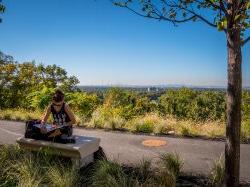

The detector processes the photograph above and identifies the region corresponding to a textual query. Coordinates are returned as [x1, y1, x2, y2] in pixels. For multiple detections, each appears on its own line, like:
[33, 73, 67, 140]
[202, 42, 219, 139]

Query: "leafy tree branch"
[0, 0, 5, 23]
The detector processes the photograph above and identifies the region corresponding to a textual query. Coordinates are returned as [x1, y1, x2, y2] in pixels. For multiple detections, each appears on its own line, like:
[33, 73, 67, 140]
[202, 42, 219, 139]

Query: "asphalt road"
[0, 120, 249, 183]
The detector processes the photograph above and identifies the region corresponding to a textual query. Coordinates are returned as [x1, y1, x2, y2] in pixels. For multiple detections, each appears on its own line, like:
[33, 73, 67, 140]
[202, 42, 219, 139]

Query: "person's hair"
[52, 89, 64, 102]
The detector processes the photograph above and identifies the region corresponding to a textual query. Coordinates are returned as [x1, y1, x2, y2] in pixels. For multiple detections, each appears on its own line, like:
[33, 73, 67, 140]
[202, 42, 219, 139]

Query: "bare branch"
[242, 35, 250, 46]
[161, 1, 217, 28]
[123, 5, 196, 26]
[114, 0, 218, 28]
[182, 8, 217, 27]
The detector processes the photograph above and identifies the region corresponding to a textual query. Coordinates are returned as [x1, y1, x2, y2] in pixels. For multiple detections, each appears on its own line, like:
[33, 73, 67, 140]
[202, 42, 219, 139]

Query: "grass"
[0, 145, 237, 186]
[0, 145, 79, 187]
[127, 114, 168, 134]
[1, 109, 250, 142]
[209, 155, 225, 186]
[0, 108, 43, 121]
[135, 158, 152, 183]
[47, 164, 80, 187]
[91, 159, 134, 187]
[158, 153, 184, 178]
[91, 154, 184, 187]
[0, 145, 185, 187]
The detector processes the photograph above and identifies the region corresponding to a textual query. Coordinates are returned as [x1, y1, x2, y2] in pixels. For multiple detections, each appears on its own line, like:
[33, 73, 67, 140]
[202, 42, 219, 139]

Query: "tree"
[0, 0, 5, 23]
[0, 51, 80, 108]
[112, 0, 250, 186]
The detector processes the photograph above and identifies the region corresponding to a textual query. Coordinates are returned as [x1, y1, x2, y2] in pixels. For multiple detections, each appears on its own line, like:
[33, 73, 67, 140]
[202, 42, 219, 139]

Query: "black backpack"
[24, 119, 42, 139]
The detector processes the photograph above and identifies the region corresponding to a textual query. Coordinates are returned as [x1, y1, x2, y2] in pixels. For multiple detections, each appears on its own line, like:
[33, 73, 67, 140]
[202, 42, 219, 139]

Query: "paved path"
[0, 120, 250, 183]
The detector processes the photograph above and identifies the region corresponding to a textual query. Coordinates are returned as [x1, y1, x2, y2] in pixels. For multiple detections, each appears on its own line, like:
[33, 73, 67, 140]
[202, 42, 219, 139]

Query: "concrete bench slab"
[16, 135, 100, 168]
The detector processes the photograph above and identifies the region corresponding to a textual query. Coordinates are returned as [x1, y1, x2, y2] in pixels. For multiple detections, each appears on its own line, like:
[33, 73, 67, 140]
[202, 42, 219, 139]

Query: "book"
[34, 124, 68, 133]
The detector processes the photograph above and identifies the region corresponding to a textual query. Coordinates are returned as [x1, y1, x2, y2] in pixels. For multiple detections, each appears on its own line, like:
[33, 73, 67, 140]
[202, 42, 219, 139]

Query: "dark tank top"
[51, 103, 70, 126]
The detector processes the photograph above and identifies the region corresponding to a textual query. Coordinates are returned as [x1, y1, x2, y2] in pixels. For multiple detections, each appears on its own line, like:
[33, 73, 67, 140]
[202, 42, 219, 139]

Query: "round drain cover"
[142, 139, 167, 147]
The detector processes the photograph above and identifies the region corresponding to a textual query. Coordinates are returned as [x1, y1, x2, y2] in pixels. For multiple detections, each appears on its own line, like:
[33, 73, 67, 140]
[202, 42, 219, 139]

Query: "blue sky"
[0, 0, 249, 86]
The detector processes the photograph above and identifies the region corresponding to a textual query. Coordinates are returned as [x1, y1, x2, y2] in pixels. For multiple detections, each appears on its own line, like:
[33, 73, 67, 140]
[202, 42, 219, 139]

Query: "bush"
[160, 88, 226, 121]
[102, 88, 157, 120]
[160, 88, 197, 119]
[66, 91, 100, 120]
[242, 91, 250, 121]
[127, 114, 169, 134]
[89, 106, 126, 129]
[189, 91, 225, 121]
[241, 120, 250, 141]
[27, 86, 55, 110]
[135, 121, 155, 133]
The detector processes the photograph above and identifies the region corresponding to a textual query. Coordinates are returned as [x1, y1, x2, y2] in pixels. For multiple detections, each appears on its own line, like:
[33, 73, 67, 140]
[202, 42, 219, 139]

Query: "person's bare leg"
[48, 129, 62, 138]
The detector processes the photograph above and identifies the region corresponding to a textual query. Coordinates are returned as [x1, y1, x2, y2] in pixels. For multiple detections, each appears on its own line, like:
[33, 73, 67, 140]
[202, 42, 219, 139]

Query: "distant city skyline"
[0, 0, 249, 87]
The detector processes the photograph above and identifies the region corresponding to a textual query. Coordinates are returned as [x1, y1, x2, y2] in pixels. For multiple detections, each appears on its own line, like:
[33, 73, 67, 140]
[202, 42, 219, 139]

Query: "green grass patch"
[209, 155, 225, 186]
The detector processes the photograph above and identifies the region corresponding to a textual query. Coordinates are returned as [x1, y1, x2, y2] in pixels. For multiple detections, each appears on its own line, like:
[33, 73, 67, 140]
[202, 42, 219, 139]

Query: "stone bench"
[16, 135, 100, 168]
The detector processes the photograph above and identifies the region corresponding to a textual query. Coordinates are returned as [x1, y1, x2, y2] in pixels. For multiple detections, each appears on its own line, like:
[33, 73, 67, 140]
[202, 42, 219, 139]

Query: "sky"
[0, 0, 249, 87]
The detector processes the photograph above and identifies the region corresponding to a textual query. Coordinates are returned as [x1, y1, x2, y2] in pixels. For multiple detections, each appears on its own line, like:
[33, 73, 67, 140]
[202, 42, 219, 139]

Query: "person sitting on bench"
[41, 89, 76, 138]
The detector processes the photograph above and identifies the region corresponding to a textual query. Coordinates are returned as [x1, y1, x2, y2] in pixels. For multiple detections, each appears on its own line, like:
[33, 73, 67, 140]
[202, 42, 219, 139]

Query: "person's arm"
[41, 105, 51, 124]
[64, 104, 76, 126]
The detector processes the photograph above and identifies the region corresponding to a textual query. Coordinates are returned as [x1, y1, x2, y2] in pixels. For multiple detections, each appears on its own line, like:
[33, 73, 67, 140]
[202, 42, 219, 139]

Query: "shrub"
[154, 122, 168, 134]
[89, 106, 126, 129]
[66, 91, 100, 121]
[127, 114, 169, 134]
[159, 88, 197, 119]
[135, 121, 155, 133]
[241, 120, 250, 142]
[159, 88, 226, 121]
[27, 86, 55, 110]
[242, 91, 250, 121]
[189, 91, 225, 121]
[102, 88, 156, 120]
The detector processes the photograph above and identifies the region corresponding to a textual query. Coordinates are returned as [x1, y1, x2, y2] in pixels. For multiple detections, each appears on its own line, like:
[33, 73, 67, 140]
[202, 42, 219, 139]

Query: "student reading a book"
[41, 89, 76, 137]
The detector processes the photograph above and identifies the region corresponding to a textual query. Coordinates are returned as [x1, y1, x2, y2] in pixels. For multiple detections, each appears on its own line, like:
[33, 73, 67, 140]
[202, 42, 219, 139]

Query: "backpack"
[25, 119, 42, 139]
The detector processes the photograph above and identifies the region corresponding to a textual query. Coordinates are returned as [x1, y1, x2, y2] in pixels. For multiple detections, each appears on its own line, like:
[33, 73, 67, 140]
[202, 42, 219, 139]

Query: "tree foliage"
[159, 88, 226, 121]
[102, 88, 157, 119]
[0, 0, 5, 23]
[66, 92, 100, 118]
[0, 51, 79, 108]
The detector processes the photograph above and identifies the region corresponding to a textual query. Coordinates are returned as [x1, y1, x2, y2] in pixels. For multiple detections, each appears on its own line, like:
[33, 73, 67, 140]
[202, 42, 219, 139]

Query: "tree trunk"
[225, 28, 242, 187]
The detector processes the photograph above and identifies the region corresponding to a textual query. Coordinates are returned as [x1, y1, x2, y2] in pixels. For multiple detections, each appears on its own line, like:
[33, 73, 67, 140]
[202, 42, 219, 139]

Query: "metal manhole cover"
[142, 139, 167, 147]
